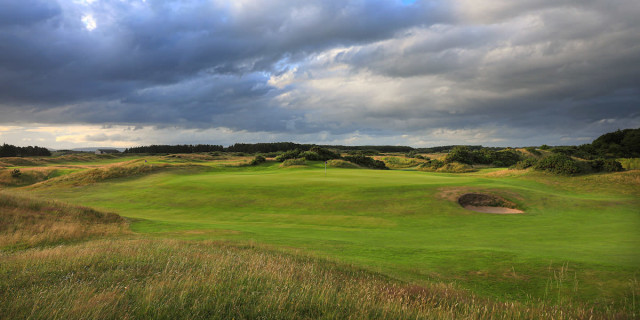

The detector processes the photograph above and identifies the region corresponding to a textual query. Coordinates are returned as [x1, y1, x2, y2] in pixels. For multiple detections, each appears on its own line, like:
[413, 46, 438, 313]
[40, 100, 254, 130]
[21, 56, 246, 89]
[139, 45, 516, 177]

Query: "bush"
[309, 147, 341, 161]
[590, 159, 624, 172]
[511, 158, 538, 170]
[276, 149, 302, 162]
[301, 151, 320, 161]
[10, 169, 21, 178]
[540, 144, 550, 150]
[342, 155, 388, 170]
[249, 155, 266, 166]
[445, 146, 474, 164]
[534, 154, 581, 175]
[417, 159, 445, 171]
[491, 150, 522, 167]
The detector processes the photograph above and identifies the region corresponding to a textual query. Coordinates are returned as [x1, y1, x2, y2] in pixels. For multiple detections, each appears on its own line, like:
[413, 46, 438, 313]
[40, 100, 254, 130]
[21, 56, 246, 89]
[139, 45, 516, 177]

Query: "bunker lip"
[458, 193, 524, 214]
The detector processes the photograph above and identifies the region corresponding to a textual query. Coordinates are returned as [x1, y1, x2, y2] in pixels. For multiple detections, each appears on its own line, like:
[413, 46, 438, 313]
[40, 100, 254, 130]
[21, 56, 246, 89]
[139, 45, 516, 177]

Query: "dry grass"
[326, 159, 361, 168]
[0, 238, 624, 320]
[0, 192, 127, 250]
[0, 167, 58, 186]
[381, 156, 425, 169]
[29, 160, 171, 188]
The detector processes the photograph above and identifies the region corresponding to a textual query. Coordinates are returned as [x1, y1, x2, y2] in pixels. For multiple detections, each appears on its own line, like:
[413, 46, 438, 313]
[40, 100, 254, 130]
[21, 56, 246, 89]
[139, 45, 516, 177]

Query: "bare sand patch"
[457, 193, 524, 214]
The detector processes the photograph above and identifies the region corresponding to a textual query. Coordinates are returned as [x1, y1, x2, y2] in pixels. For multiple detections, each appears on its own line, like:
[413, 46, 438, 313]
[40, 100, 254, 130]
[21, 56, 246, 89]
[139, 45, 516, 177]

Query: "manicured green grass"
[28, 161, 640, 311]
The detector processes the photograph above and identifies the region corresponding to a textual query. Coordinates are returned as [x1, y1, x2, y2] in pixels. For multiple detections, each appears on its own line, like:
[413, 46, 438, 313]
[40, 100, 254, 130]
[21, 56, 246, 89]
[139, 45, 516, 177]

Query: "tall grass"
[0, 192, 126, 250]
[381, 156, 423, 169]
[619, 158, 640, 170]
[0, 239, 624, 319]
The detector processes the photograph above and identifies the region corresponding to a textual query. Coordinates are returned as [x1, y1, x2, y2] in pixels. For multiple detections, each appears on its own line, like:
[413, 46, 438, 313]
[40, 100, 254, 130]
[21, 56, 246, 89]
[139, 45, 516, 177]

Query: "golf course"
[1, 149, 639, 319]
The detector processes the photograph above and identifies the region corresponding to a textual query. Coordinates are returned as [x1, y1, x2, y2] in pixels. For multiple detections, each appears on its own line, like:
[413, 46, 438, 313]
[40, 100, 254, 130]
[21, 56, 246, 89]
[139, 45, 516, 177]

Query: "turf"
[25, 159, 640, 308]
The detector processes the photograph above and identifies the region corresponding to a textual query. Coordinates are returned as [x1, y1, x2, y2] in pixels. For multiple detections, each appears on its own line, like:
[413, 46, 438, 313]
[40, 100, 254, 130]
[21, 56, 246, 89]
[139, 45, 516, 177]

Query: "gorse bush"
[445, 146, 475, 164]
[590, 159, 623, 172]
[10, 169, 21, 178]
[342, 155, 388, 170]
[445, 146, 522, 167]
[275, 149, 302, 162]
[249, 155, 266, 166]
[417, 159, 445, 171]
[534, 154, 581, 175]
[512, 158, 538, 170]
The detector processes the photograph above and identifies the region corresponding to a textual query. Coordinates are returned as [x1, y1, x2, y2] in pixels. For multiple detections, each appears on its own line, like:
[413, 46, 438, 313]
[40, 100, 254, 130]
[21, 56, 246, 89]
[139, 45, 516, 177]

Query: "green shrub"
[445, 146, 474, 164]
[250, 155, 266, 166]
[534, 154, 581, 175]
[342, 155, 388, 170]
[10, 169, 21, 178]
[276, 149, 302, 162]
[511, 158, 538, 170]
[301, 151, 320, 161]
[309, 147, 341, 161]
[590, 159, 623, 172]
[540, 144, 550, 150]
[491, 150, 522, 167]
[417, 159, 445, 171]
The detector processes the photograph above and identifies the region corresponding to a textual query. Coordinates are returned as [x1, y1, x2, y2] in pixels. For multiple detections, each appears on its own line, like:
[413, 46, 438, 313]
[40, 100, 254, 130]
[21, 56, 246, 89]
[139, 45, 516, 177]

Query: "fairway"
[29, 160, 640, 304]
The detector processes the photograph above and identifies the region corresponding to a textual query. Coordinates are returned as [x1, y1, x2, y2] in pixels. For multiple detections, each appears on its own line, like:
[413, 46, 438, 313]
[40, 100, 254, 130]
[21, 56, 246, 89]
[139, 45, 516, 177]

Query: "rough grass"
[0, 239, 623, 320]
[619, 158, 640, 170]
[326, 159, 360, 168]
[0, 167, 58, 186]
[0, 192, 127, 250]
[280, 158, 306, 167]
[28, 160, 176, 188]
[381, 156, 424, 169]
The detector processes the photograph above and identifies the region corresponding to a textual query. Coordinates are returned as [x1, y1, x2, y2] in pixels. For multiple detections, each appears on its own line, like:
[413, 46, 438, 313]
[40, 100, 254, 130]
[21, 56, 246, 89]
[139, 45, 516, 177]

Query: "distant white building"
[95, 149, 120, 155]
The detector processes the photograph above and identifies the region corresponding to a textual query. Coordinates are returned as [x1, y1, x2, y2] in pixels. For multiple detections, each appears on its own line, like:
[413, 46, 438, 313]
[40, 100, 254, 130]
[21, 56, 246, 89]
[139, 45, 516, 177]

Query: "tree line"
[0, 144, 51, 157]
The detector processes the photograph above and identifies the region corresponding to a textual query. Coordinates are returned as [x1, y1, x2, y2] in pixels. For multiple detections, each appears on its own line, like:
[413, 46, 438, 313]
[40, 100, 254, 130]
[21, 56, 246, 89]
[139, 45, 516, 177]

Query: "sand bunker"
[457, 193, 524, 214]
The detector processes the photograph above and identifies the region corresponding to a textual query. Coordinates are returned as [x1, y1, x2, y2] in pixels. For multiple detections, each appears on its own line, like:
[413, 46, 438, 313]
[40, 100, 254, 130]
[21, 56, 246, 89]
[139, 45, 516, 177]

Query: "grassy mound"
[0, 167, 59, 187]
[31, 160, 172, 187]
[0, 193, 126, 250]
[326, 159, 360, 168]
[381, 156, 423, 169]
[280, 158, 306, 167]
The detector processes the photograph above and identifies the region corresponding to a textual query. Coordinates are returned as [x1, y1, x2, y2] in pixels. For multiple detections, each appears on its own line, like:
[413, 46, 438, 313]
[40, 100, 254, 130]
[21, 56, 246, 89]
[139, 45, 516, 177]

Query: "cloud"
[0, 0, 638, 147]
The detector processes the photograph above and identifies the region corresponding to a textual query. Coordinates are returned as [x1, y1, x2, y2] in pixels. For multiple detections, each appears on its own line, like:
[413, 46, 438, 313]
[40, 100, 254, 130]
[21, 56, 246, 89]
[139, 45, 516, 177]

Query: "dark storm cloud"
[0, 0, 446, 129]
[0, 0, 639, 147]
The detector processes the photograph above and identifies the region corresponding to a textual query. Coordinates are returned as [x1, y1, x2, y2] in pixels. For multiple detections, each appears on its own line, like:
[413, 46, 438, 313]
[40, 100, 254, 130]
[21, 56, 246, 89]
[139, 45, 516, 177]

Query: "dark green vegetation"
[0, 143, 51, 157]
[1, 152, 638, 319]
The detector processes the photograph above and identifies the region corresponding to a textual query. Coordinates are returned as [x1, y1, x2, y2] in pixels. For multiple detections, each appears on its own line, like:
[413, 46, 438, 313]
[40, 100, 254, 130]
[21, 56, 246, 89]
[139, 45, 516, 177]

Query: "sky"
[1, 0, 639, 149]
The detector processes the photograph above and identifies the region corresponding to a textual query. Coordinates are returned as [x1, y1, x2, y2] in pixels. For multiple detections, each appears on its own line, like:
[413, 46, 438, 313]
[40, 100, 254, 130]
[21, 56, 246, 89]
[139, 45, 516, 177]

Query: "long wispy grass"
[0, 192, 126, 250]
[2, 239, 630, 319]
